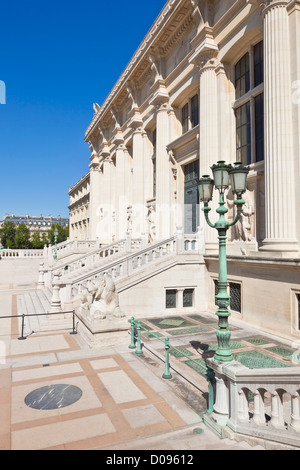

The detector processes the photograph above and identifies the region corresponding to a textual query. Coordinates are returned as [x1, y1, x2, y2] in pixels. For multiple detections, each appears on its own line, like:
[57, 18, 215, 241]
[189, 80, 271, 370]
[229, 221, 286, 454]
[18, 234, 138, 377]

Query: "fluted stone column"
[150, 94, 172, 239]
[190, 43, 220, 252]
[115, 138, 129, 240]
[101, 154, 115, 243]
[287, 0, 300, 245]
[129, 114, 146, 239]
[261, 0, 299, 253]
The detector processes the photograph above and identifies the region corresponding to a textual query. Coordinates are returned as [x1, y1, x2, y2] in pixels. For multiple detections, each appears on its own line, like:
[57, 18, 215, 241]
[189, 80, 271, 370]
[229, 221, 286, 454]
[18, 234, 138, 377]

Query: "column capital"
[111, 127, 124, 146]
[128, 107, 143, 130]
[149, 79, 169, 109]
[189, 42, 219, 74]
[261, 0, 289, 14]
[89, 150, 101, 171]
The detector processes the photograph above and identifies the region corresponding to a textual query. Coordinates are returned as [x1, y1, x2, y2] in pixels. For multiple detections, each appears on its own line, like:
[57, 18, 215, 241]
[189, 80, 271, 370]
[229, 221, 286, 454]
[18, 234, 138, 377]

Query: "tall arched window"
[234, 41, 264, 165]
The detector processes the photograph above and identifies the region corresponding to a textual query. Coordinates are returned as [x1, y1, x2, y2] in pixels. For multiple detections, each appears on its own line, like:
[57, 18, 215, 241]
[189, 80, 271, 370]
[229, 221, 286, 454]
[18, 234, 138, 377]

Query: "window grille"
[214, 280, 241, 313]
[183, 288, 194, 307]
[166, 289, 177, 309]
[229, 283, 241, 313]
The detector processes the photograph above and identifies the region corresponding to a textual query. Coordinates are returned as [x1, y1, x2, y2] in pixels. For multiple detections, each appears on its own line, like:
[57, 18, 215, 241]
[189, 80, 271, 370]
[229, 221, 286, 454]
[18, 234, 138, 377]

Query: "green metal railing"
[129, 316, 215, 413]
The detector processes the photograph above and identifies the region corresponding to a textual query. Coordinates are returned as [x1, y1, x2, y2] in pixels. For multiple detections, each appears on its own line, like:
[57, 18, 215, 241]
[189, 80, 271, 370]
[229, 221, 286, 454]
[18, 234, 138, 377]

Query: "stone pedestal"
[75, 309, 129, 348]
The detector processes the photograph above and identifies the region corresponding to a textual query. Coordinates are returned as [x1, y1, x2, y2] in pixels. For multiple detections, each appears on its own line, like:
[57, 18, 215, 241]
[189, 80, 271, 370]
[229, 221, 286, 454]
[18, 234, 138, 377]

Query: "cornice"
[85, 0, 182, 141]
[69, 172, 90, 195]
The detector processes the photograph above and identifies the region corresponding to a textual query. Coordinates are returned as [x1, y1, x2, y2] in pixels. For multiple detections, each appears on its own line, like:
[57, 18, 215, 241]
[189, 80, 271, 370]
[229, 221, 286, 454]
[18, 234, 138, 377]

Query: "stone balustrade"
[0, 249, 44, 258]
[50, 232, 203, 311]
[48, 239, 97, 258]
[205, 358, 300, 448]
[69, 236, 178, 300]
[52, 238, 129, 278]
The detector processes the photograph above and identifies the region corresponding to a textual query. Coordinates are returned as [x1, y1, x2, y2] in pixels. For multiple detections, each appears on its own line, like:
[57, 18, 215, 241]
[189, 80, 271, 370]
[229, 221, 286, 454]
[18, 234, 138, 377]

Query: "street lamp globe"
[210, 160, 232, 193]
[198, 175, 214, 203]
[229, 161, 249, 197]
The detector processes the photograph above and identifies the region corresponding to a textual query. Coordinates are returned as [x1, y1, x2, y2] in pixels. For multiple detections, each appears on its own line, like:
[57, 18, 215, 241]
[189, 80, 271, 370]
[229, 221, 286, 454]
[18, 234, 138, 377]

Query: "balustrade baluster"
[291, 393, 300, 432]
[238, 389, 249, 422]
[270, 391, 284, 428]
[253, 390, 265, 425]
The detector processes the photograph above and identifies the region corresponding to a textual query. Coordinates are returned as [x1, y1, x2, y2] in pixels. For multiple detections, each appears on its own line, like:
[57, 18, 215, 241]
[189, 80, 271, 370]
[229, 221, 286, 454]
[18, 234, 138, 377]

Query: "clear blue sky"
[0, 0, 166, 219]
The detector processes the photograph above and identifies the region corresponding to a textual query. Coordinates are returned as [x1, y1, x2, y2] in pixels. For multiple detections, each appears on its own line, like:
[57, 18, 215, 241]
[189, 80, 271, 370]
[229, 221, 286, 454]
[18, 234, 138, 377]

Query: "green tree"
[31, 231, 43, 249]
[0, 221, 16, 248]
[41, 232, 49, 247]
[48, 224, 69, 245]
[31, 231, 49, 249]
[15, 223, 31, 249]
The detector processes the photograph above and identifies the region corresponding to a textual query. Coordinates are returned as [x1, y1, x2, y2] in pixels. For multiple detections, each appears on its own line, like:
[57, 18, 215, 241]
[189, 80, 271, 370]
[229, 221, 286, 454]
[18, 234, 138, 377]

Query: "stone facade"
[68, 0, 300, 343]
[68, 172, 90, 240]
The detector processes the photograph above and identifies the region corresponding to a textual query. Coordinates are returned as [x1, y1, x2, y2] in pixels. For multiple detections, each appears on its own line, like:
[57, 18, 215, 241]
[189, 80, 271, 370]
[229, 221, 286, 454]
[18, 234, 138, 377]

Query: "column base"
[260, 238, 299, 256]
[204, 241, 219, 255]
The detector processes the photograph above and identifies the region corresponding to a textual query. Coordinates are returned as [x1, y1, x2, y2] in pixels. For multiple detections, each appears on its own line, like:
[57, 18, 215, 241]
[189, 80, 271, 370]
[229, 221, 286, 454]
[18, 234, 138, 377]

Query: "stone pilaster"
[261, 0, 299, 253]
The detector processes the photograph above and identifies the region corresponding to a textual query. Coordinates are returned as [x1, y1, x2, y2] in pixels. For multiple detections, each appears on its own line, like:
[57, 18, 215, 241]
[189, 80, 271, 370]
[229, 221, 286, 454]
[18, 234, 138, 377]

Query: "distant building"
[2, 213, 69, 236]
[68, 172, 90, 240]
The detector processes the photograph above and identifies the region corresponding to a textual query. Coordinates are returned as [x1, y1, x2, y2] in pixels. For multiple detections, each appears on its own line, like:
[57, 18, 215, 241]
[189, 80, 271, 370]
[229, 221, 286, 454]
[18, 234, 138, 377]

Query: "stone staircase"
[16, 286, 72, 336]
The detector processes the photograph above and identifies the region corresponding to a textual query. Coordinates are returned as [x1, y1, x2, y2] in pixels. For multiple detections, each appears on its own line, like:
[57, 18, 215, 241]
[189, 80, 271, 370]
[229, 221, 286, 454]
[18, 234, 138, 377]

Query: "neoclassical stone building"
[68, 0, 300, 343]
[68, 172, 90, 240]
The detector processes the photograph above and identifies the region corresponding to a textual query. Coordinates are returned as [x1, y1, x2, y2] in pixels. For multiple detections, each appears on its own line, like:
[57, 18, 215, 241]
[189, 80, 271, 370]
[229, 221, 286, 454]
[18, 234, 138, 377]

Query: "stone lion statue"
[79, 275, 124, 321]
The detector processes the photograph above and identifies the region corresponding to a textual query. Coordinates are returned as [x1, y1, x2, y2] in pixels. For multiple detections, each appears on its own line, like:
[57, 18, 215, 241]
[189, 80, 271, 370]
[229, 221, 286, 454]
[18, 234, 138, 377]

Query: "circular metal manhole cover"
[24, 384, 83, 410]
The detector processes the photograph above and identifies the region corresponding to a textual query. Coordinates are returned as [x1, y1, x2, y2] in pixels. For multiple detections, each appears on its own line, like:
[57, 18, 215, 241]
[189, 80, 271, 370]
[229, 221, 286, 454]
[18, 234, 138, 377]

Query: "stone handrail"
[46, 231, 204, 311]
[49, 239, 96, 257]
[49, 232, 201, 306]
[70, 236, 178, 299]
[51, 237, 143, 277]
[206, 358, 300, 448]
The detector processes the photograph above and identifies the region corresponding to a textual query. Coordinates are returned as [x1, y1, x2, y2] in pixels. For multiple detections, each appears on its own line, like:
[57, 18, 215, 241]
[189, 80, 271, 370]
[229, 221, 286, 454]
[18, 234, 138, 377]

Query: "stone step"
[17, 288, 56, 335]
[101, 425, 265, 451]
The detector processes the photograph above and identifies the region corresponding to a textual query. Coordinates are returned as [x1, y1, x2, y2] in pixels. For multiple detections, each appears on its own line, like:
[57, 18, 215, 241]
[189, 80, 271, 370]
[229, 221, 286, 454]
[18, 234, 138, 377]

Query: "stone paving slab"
[0, 259, 277, 451]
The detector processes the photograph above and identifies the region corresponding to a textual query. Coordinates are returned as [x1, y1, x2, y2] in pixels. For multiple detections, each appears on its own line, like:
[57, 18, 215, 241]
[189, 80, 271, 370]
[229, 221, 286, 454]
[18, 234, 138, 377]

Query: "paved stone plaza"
[3, 258, 299, 450]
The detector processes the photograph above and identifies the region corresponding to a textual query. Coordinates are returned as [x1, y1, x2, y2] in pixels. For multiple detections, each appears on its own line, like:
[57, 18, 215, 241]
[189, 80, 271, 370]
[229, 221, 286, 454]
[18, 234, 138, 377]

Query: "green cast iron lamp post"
[54, 227, 58, 261]
[198, 160, 249, 362]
